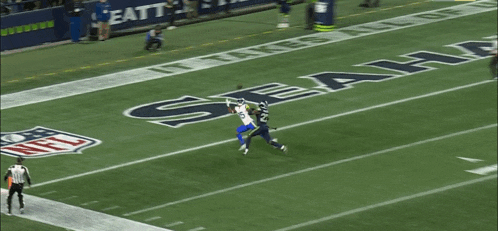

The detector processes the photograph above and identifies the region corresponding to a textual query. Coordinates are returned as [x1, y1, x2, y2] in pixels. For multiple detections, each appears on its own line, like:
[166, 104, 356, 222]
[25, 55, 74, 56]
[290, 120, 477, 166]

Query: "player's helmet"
[258, 101, 268, 109]
[237, 98, 245, 105]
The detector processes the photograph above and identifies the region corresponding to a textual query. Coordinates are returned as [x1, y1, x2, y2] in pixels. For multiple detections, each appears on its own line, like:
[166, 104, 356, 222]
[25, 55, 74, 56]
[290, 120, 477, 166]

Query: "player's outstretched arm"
[248, 108, 260, 115]
[226, 99, 235, 113]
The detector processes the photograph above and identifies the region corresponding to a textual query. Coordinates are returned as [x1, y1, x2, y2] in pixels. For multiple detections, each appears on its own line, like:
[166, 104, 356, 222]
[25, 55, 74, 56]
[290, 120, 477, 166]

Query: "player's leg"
[243, 135, 252, 155]
[263, 132, 283, 150]
[236, 125, 250, 145]
[246, 126, 261, 148]
[263, 126, 287, 153]
[264, 133, 287, 153]
[257, 126, 284, 150]
[244, 126, 262, 154]
[144, 34, 152, 50]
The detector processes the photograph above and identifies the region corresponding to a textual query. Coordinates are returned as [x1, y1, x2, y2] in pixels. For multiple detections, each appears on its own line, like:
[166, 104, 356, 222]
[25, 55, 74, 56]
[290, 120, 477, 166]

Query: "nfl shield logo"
[1, 126, 101, 158]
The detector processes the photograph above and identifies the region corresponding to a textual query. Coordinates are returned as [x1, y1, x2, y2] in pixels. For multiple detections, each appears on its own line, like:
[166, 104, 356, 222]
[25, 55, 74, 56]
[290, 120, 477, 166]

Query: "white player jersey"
[234, 104, 254, 126]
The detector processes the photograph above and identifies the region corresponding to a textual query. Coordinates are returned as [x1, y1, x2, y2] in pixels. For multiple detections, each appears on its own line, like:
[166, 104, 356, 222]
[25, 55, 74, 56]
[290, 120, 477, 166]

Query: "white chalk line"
[122, 123, 497, 216]
[31, 80, 495, 190]
[274, 174, 497, 231]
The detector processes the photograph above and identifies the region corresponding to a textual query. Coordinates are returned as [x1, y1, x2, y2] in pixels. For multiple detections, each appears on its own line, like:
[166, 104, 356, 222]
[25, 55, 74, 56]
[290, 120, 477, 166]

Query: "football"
[237, 84, 243, 89]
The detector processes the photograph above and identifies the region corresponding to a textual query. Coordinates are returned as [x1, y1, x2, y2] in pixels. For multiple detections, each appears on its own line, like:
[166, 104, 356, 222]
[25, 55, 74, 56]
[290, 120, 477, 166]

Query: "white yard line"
[274, 174, 497, 231]
[1, 0, 495, 110]
[466, 164, 498, 175]
[80, 200, 99, 206]
[29, 79, 496, 189]
[165, 221, 184, 227]
[145, 216, 162, 222]
[0, 189, 172, 231]
[122, 123, 497, 216]
[102, 205, 121, 211]
[29, 79, 495, 190]
[38, 191, 57, 196]
[60, 195, 78, 201]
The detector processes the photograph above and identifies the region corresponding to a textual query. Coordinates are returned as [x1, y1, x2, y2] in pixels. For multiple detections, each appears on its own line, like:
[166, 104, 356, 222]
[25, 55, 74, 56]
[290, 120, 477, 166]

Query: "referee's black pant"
[7, 183, 25, 212]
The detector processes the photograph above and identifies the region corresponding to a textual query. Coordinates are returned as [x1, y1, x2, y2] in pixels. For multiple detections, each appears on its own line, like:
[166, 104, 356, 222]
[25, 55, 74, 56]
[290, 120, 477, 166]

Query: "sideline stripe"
[274, 174, 497, 231]
[122, 123, 497, 216]
[2, 0, 495, 110]
[30, 80, 496, 189]
[0, 188, 172, 231]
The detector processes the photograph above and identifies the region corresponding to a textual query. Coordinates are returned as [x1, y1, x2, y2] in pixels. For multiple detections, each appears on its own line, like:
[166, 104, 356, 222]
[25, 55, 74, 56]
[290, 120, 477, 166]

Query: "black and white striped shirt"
[4, 164, 31, 185]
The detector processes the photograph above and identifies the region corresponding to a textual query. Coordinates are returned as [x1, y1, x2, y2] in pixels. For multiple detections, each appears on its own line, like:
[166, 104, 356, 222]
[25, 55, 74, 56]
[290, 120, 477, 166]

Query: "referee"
[3, 157, 31, 215]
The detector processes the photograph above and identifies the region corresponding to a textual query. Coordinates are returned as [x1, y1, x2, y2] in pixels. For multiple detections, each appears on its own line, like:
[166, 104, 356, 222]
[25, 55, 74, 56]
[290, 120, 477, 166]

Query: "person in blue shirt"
[242, 101, 287, 155]
[145, 25, 164, 51]
[96, 0, 111, 41]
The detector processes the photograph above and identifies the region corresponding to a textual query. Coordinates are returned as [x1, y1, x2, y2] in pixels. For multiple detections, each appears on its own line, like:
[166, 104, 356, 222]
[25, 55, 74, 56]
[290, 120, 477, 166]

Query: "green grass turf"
[291, 179, 497, 231]
[0, 0, 471, 94]
[0, 213, 67, 231]
[1, 0, 496, 230]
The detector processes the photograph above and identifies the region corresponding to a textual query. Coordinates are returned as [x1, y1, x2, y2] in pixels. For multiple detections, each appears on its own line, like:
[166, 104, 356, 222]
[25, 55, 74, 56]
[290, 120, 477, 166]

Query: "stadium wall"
[0, 0, 277, 51]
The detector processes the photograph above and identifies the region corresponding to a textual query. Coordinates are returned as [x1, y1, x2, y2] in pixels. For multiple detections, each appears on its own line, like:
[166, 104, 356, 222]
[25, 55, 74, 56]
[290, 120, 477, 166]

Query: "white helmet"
[237, 98, 245, 105]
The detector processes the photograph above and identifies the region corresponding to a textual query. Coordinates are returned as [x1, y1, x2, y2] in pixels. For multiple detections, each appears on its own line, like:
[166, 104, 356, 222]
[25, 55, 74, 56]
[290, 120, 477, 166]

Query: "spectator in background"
[184, 0, 198, 19]
[65, 0, 85, 42]
[304, 0, 315, 30]
[165, 0, 176, 30]
[276, 0, 291, 28]
[1, 0, 12, 15]
[49, 0, 65, 7]
[210, 0, 218, 16]
[23, 0, 36, 11]
[96, 0, 111, 41]
[145, 25, 164, 51]
[224, 0, 230, 14]
[359, 0, 379, 8]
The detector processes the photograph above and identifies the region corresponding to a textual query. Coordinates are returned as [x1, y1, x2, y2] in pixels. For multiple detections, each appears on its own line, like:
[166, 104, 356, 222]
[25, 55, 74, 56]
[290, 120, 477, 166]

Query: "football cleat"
[281, 145, 288, 154]
[243, 149, 249, 155]
[239, 144, 246, 151]
[20, 208, 24, 214]
[271, 138, 278, 149]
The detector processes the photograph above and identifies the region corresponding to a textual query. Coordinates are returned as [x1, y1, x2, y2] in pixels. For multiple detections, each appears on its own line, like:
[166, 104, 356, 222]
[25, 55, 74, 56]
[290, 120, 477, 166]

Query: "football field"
[1, 0, 497, 230]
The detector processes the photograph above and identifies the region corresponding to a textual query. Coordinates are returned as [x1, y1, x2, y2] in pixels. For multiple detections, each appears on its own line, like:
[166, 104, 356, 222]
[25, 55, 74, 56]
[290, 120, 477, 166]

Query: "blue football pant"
[245, 125, 282, 149]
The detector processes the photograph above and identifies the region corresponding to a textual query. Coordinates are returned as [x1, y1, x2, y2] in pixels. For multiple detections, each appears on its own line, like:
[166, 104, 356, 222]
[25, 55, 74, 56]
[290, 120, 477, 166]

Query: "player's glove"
[226, 99, 231, 107]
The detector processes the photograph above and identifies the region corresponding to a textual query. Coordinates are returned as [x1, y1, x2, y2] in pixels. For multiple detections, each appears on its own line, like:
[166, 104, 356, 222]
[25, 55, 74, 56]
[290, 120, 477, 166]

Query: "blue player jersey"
[253, 108, 269, 126]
